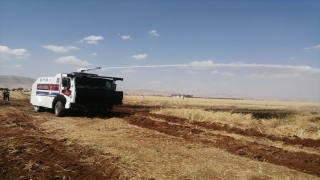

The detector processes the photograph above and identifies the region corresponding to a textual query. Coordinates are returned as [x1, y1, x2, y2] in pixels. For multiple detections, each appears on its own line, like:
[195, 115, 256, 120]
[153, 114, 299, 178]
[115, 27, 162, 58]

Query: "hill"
[0, 75, 35, 89]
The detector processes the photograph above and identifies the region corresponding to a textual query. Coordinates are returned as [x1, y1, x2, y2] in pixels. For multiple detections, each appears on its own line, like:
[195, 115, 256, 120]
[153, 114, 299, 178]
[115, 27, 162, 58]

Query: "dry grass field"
[1, 92, 320, 179]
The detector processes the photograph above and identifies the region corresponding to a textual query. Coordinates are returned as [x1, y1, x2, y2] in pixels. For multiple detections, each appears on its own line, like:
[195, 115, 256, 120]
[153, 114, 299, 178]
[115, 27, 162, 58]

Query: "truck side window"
[62, 78, 70, 89]
[113, 83, 117, 90]
[106, 81, 111, 89]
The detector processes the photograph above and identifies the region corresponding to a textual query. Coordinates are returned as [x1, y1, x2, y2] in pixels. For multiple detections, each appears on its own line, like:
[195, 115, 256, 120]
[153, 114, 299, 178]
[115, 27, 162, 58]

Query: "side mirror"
[62, 78, 71, 89]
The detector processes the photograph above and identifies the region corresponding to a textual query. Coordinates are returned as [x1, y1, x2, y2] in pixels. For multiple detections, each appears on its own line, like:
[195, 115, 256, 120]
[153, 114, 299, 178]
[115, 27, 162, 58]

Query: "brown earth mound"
[111, 107, 320, 177]
[0, 101, 121, 179]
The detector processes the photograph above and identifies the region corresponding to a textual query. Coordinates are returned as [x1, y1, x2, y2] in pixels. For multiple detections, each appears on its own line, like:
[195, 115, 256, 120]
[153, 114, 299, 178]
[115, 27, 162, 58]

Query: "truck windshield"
[75, 77, 114, 90]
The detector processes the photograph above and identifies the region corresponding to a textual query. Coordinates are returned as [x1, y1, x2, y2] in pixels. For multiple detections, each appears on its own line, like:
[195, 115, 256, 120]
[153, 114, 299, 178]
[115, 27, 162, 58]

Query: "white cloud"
[148, 30, 159, 36]
[284, 57, 296, 60]
[80, 35, 104, 44]
[54, 56, 91, 66]
[0, 45, 30, 59]
[121, 35, 130, 39]
[246, 72, 300, 79]
[42, 45, 79, 52]
[146, 80, 162, 85]
[92, 53, 97, 56]
[221, 72, 234, 77]
[211, 70, 219, 74]
[190, 60, 214, 67]
[303, 44, 320, 50]
[132, 53, 148, 60]
[211, 70, 234, 76]
[4, 64, 22, 69]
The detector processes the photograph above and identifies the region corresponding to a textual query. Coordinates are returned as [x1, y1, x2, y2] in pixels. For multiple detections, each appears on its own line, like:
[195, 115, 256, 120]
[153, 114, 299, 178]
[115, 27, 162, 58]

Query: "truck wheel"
[55, 101, 66, 117]
[34, 106, 44, 112]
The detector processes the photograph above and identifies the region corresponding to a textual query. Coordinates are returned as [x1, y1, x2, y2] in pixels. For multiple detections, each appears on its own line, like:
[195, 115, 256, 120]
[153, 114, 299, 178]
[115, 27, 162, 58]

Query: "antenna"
[77, 67, 101, 73]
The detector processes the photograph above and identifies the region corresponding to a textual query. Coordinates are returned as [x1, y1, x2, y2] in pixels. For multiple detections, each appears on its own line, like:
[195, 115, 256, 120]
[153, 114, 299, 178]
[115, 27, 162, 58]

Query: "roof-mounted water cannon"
[77, 67, 101, 73]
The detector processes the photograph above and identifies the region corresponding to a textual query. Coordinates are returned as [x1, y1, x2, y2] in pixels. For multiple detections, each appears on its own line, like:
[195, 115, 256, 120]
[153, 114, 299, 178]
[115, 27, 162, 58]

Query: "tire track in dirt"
[121, 112, 320, 177]
[149, 113, 320, 149]
[0, 107, 122, 180]
[114, 106, 320, 149]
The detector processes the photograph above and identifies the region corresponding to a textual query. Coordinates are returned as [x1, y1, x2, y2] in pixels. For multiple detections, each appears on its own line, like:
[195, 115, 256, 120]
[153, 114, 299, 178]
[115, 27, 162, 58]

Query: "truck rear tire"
[55, 101, 66, 117]
[34, 106, 44, 112]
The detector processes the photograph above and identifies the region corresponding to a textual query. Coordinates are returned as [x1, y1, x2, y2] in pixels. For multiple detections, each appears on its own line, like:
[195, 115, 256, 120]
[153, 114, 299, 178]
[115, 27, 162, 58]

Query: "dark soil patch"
[205, 108, 293, 119]
[0, 107, 122, 180]
[147, 112, 320, 149]
[120, 110, 320, 177]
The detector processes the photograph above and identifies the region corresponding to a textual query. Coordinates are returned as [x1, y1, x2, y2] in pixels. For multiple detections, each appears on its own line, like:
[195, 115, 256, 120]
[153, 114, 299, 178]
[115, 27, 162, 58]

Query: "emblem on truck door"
[62, 89, 72, 97]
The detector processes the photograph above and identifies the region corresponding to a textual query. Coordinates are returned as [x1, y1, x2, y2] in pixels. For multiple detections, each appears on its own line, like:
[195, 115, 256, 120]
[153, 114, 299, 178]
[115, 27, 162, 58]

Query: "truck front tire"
[55, 101, 66, 117]
[34, 106, 44, 112]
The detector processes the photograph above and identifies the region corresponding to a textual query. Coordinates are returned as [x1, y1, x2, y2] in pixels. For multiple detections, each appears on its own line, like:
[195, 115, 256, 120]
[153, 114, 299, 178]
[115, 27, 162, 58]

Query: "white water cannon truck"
[30, 67, 123, 117]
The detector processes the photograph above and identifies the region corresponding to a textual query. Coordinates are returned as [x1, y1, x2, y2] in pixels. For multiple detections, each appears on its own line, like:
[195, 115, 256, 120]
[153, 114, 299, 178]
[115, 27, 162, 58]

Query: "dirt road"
[1, 96, 319, 179]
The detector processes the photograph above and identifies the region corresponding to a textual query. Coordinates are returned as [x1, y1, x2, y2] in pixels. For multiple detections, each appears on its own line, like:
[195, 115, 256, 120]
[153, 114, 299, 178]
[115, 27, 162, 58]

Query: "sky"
[0, 0, 319, 101]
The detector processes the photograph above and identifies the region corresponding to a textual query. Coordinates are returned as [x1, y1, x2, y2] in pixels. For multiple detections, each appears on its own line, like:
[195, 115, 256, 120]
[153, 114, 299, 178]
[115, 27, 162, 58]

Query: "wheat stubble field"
[0, 92, 320, 179]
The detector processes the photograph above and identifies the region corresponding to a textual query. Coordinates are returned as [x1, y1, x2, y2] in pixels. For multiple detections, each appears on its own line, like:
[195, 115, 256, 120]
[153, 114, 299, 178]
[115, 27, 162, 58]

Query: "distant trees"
[0, 88, 9, 91]
[11, 87, 24, 91]
[0, 87, 26, 91]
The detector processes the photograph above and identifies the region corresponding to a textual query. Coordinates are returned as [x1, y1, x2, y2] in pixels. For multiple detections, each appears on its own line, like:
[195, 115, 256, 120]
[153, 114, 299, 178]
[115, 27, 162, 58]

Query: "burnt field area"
[0, 93, 320, 179]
